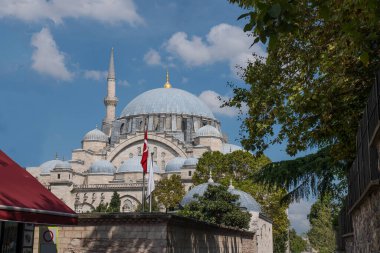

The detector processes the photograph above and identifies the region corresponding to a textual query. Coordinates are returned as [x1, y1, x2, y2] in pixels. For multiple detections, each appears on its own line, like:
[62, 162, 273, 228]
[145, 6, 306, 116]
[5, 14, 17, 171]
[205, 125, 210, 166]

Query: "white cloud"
[83, 70, 107, 81]
[144, 49, 161, 65]
[165, 23, 266, 73]
[181, 77, 188, 84]
[31, 28, 73, 81]
[199, 90, 241, 117]
[288, 199, 314, 234]
[0, 0, 143, 25]
[117, 79, 130, 87]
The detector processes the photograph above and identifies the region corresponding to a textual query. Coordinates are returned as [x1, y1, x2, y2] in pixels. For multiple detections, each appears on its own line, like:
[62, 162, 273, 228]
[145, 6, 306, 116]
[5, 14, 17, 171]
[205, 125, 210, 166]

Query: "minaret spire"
[102, 48, 118, 136]
[108, 48, 115, 79]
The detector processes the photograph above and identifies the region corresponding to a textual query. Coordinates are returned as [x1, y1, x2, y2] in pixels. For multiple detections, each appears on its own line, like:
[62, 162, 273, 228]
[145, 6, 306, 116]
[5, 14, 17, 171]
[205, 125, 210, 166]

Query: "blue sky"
[0, 0, 313, 233]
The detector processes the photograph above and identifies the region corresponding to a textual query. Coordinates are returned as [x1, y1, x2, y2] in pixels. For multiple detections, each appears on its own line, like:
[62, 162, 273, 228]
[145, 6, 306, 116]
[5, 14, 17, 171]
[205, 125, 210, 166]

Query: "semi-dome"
[195, 125, 222, 138]
[221, 143, 243, 154]
[180, 182, 261, 212]
[118, 157, 160, 173]
[183, 157, 199, 166]
[120, 88, 216, 119]
[165, 157, 187, 172]
[40, 159, 62, 175]
[53, 160, 72, 170]
[89, 160, 115, 174]
[83, 128, 108, 142]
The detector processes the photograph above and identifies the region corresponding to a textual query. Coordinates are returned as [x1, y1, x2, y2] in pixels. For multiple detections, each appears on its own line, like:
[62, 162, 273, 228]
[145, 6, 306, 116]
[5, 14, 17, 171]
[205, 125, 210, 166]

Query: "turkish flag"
[140, 129, 148, 174]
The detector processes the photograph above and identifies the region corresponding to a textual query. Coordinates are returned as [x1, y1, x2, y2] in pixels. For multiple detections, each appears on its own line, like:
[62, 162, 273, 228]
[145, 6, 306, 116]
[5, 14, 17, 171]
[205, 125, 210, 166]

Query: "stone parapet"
[34, 213, 256, 253]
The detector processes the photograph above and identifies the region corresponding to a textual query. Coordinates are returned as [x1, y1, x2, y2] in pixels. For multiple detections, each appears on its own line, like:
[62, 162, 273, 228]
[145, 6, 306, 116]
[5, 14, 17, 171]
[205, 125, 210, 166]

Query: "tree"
[107, 191, 121, 213]
[225, 0, 380, 200]
[179, 184, 251, 229]
[307, 197, 336, 253]
[93, 202, 108, 212]
[289, 228, 307, 253]
[136, 196, 160, 212]
[154, 174, 185, 212]
[193, 151, 289, 253]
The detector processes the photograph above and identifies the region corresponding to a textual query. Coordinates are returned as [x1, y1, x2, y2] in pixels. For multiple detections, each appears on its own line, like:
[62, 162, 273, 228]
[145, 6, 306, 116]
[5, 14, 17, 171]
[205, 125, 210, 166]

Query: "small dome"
[165, 157, 187, 172]
[54, 161, 72, 170]
[40, 159, 62, 175]
[83, 128, 108, 142]
[221, 143, 243, 154]
[118, 157, 160, 173]
[180, 182, 219, 207]
[180, 182, 261, 212]
[228, 188, 261, 212]
[195, 125, 222, 138]
[183, 157, 199, 166]
[89, 160, 115, 174]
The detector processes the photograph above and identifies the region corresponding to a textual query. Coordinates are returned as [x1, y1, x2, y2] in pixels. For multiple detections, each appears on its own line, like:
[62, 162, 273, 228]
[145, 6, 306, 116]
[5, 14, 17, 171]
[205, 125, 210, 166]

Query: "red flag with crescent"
[140, 129, 148, 174]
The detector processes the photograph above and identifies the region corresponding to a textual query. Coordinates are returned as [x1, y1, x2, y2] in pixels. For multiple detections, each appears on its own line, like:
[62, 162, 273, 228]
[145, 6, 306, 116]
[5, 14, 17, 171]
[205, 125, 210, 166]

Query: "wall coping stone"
[77, 213, 255, 237]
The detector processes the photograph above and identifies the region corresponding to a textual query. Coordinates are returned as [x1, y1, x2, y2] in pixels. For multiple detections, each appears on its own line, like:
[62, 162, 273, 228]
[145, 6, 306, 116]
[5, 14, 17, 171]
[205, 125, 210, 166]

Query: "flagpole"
[149, 152, 154, 212]
[142, 172, 145, 212]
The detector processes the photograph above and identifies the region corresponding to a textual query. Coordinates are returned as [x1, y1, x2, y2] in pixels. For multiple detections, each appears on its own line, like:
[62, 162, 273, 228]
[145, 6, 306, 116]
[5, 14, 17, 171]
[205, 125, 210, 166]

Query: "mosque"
[26, 49, 273, 252]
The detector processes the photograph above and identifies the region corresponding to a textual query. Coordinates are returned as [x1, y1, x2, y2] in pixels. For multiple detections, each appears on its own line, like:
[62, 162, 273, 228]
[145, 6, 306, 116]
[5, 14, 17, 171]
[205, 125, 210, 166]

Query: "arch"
[108, 133, 187, 162]
[78, 202, 95, 213]
[119, 195, 141, 212]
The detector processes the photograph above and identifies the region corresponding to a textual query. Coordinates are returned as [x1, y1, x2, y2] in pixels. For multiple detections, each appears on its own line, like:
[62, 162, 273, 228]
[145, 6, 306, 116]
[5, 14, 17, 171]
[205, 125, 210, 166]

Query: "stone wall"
[350, 187, 380, 252]
[33, 213, 256, 253]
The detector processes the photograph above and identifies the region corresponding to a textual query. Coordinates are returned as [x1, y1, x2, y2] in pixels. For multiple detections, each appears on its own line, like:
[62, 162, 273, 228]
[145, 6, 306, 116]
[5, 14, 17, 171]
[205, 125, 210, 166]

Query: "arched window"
[137, 147, 142, 156]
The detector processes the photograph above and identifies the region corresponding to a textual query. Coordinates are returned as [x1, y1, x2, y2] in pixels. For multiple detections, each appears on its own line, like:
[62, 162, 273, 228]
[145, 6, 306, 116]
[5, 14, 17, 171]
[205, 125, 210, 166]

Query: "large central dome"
[120, 88, 215, 119]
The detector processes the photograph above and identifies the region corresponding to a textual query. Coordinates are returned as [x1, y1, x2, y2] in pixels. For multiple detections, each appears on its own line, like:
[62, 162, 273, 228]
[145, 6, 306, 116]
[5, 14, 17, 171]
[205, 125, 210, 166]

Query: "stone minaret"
[102, 48, 118, 135]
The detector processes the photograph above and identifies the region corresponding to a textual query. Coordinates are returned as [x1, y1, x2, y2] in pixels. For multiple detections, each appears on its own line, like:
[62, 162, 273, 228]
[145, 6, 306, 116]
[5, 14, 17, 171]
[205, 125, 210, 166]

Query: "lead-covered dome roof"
[89, 160, 115, 174]
[83, 128, 108, 142]
[120, 88, 216, 119]
[40, 159, 62, 175]
[118, 157, 160, 173]
[180, 182, 261, 212]
[165, 157, 187, 172]
[195, 125, 222, 138]
[54, 161, 72, 170]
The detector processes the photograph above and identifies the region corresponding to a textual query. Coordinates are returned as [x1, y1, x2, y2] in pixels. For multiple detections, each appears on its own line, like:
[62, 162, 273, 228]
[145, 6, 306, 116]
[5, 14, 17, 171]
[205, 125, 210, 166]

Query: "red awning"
[0, 150, 77, 225]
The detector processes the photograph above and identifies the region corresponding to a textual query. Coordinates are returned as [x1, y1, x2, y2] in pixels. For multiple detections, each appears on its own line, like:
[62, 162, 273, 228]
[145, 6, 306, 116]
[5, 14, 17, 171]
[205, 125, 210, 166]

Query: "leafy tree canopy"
[194, 151, 289, 253]
[107, 191, 121, 213]
[226, 0, 380, 200]
[289, 228, 307, 253]
[179, 184, 251, 229]
[93, 202, 108, 213]
[307, 197, 336, 253]
[154, 174, 186, 212]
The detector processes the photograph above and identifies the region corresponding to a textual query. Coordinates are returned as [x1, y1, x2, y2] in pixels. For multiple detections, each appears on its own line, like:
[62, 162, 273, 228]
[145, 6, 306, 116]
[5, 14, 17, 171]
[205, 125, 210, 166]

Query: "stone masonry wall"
[351, 187, 380, 253]
[33, 213, 256, 253]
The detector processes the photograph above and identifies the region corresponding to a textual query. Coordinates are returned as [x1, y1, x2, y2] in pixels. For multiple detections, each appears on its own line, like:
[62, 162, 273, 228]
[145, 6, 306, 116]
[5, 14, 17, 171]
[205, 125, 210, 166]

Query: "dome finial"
[96, 124, 98, 129]
[164, 69, 172, 88]
[208, 169, 214, 183]
[55, 152, 58, 160]
[228, 178, 235, 190]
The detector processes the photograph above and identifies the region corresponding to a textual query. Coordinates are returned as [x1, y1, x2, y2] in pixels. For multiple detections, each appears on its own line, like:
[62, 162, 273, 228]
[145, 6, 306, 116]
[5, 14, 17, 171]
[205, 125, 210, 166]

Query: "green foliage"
[289, 228, 307, 253]
[307, 197, 336, 253]
[193, 150, 270, 184]
[225, 0, 380, 200]
[257, 147, 347, 202]
[194, 151, 289, 252]
[179, 184, 251, 229]
[93, 202, 108, 213]
[136, 195, 160, 212]
[154, 174, 186, 212]
[107, 191, 121, 212]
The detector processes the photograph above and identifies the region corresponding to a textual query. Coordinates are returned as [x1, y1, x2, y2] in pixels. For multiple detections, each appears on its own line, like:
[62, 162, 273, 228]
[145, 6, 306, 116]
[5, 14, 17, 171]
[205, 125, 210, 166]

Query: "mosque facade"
[26, 49, 272, 252]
